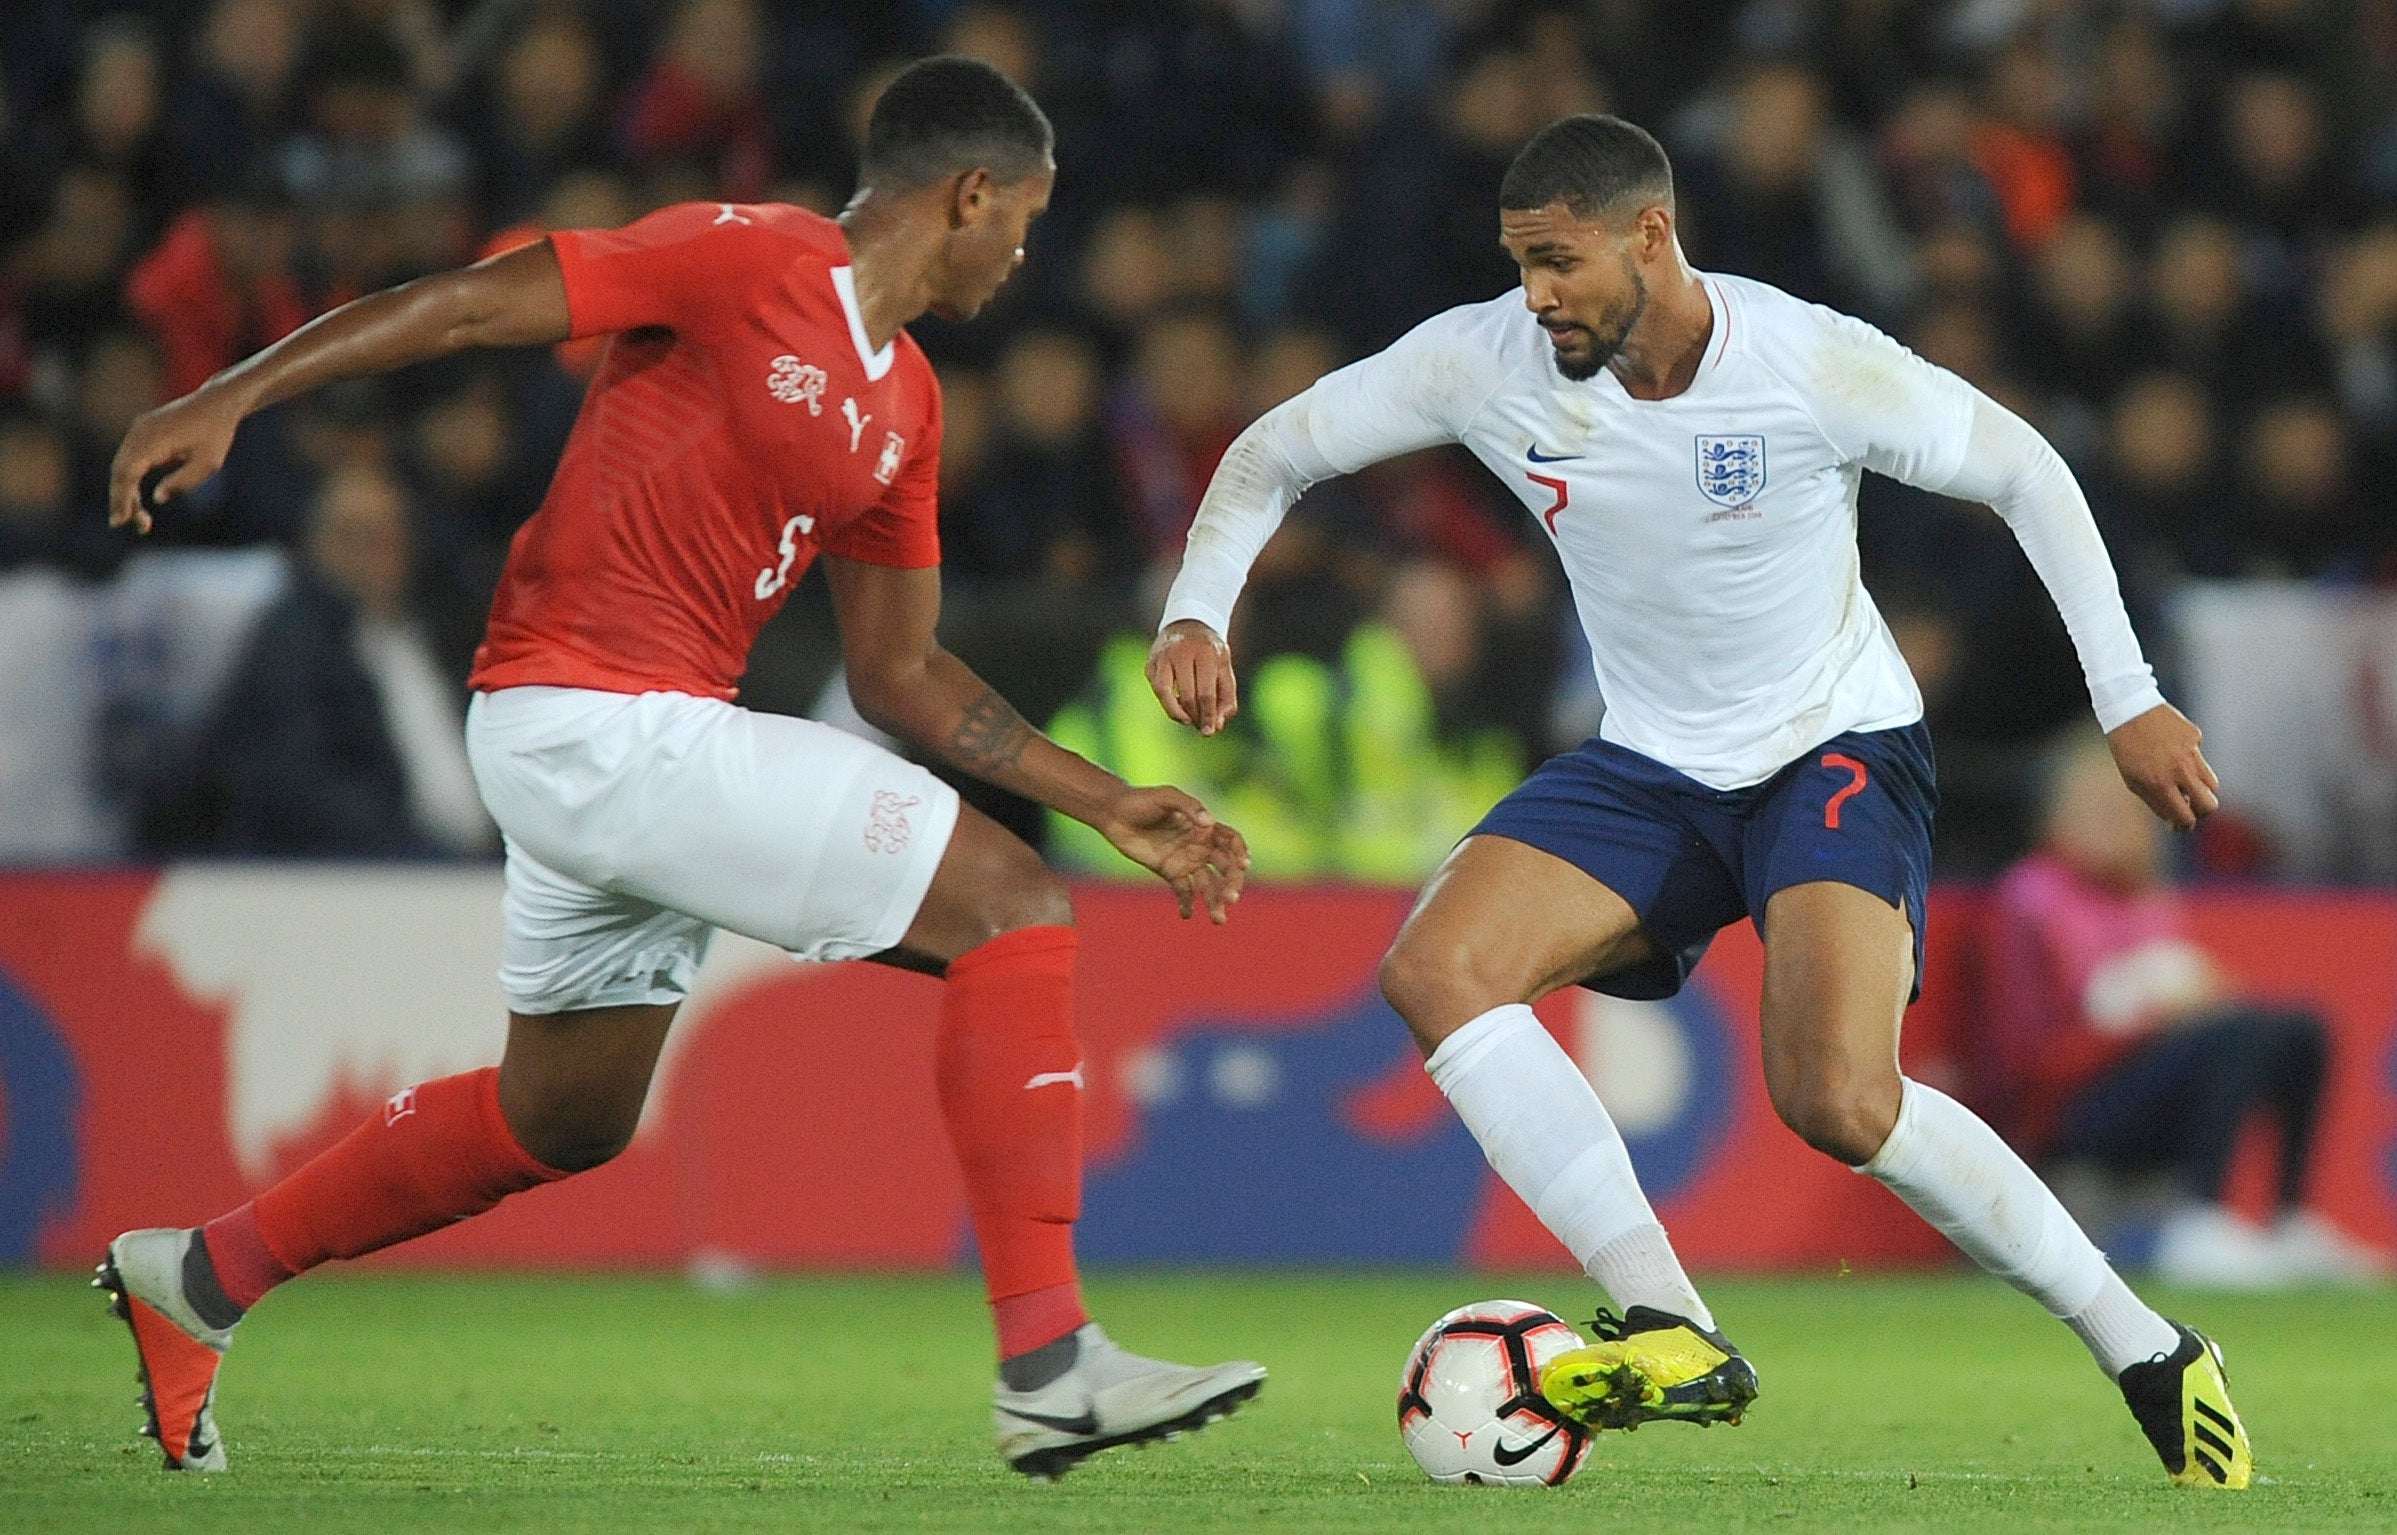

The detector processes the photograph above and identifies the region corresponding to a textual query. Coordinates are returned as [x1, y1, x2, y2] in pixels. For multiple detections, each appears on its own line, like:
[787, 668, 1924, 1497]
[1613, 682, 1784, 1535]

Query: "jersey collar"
[829, 265, 896, 382]
[1593, 273, 1733, 403]
[1692, 273, 1734, 385]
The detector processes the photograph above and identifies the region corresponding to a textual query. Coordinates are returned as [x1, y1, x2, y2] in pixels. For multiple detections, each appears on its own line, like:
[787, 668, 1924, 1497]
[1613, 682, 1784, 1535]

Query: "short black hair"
[1500, 114, 1674, 219]
[862, 56, 1054, 191]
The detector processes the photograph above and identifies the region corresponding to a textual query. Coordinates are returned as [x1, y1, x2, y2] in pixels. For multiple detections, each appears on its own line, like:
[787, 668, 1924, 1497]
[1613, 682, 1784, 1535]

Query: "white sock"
[1859, 1077, 2178, 1377]
[1426, 1004, 1712, 1329]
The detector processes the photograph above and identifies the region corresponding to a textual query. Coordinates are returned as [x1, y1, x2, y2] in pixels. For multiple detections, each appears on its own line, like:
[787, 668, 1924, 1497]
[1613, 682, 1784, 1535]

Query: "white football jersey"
[1168, 271, 2158, 789]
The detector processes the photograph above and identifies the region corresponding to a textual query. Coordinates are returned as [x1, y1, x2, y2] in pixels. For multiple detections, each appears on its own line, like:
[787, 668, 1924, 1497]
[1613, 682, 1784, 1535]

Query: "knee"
[1767, 1066, 1902, 1166]
[976, 842, 1075, 941]
[1378, 937, 1509, 1055]
[996, 857, 1075, 935]
[509, 1108, 638, 1175]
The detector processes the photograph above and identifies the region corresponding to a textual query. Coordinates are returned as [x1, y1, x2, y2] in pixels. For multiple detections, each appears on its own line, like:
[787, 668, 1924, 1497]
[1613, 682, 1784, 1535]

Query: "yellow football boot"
[2118, 1323, 2252, 1488]
[1538, 1306, 1758, 1431]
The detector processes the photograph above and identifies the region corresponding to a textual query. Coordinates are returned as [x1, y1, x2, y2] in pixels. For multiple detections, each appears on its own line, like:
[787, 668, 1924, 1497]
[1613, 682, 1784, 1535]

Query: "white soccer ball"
[1397, 1299, 1592, 1487]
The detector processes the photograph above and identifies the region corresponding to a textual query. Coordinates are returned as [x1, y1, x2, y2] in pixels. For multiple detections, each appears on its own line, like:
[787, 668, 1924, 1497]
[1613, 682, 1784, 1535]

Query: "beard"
[1548, 260, 1648, 381]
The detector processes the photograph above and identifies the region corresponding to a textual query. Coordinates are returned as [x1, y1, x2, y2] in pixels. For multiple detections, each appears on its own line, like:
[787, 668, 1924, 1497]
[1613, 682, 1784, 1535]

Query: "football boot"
[2118, 1322, 2253, 1489]
[96, 1228, 235, 1471]
[1538, 1305, 1757, 1431]
[993, 1323, 1264, 1479]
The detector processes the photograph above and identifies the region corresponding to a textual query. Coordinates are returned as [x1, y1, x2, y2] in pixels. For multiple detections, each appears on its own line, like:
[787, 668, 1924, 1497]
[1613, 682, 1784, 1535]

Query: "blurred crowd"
[2, 0, 2395, 871]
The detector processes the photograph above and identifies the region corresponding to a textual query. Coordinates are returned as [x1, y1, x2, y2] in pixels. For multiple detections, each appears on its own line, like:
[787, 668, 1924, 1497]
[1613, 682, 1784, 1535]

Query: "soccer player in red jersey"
[98, 58, 1260, 1480]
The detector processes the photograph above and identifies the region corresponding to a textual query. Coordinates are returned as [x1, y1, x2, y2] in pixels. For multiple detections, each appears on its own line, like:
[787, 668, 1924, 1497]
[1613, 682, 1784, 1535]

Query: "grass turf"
[0, 1269, 2390, 1533]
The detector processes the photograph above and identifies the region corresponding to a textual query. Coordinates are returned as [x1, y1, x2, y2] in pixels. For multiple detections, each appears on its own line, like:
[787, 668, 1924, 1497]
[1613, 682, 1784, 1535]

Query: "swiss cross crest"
[864, 789, 920, 852]
[768, 355, 827, 414]
[1695, 434, 1766, 508]
[874, 431, 905, 485]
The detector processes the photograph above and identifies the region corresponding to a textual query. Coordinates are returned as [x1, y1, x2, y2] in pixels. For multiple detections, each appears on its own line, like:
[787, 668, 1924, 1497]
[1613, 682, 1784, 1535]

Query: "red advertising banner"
[1, 873, 2389, 1272]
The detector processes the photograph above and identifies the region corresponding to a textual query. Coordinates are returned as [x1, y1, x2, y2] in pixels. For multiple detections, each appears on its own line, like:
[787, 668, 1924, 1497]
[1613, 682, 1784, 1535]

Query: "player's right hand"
[109, 387, 246, 535]
[1147, 620, 1240, 736]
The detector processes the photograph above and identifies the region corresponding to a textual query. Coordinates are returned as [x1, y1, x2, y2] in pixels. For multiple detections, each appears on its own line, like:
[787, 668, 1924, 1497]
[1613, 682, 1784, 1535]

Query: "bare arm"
[823, 555, 1248, 920]
[109, 239, 572, 532]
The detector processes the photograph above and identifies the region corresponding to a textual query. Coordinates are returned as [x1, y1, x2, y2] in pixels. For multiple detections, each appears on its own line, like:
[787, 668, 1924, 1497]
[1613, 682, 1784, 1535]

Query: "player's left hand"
[1097, 785, 1250, 923]
[2108, 703, 2220, 831]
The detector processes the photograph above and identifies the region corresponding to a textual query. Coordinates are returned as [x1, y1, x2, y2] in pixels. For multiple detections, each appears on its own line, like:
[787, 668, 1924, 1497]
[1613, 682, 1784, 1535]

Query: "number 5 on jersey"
[756, 513, 816, 599]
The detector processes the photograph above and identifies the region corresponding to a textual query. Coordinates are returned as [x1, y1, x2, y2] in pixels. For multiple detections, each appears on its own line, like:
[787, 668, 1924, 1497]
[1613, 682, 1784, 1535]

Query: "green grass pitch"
[2, 1269, 2391, 1533]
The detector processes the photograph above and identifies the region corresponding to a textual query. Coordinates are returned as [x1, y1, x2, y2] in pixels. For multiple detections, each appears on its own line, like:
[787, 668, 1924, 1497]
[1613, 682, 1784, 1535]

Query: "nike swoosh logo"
[1525, 445, 1583, 463]
[1490, 1426, 1559, 1465]
[999, 1404, 1099, 1435]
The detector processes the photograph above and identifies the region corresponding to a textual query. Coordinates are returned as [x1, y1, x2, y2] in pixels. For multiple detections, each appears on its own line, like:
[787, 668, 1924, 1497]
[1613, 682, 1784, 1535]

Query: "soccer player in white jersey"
[1148, 115, 2252, 1488]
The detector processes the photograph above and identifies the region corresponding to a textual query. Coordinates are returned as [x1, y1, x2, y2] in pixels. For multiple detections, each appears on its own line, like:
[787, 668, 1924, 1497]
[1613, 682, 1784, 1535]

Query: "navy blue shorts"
[1468, 723, 1937, 1002]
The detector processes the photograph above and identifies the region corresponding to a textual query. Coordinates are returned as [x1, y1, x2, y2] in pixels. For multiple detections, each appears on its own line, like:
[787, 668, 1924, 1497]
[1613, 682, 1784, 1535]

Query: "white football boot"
[95, 1228, 235, 1471]
[992, 1323, 1264, 1478]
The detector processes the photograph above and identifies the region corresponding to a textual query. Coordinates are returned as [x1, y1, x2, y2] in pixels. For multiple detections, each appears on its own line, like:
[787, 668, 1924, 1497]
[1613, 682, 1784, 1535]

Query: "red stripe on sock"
[937, 925, 1090, 1348]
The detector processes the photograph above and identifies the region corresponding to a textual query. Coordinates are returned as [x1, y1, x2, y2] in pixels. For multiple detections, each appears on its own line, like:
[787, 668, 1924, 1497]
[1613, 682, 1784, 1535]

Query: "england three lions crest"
[1695, 434, 1766, 508]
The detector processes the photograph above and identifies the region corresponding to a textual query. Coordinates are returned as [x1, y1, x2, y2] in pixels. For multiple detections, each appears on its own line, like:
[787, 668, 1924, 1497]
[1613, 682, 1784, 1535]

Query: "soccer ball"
[1397, 1299, 1592, 1487]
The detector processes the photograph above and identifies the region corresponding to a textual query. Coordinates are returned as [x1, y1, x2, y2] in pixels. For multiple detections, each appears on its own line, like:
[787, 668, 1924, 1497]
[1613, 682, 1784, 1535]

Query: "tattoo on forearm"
[951, 686, 1034, 774]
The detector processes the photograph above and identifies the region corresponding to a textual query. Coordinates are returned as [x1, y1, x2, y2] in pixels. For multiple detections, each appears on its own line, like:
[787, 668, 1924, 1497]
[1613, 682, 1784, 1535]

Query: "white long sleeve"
[1929, 393, 2166, 731]
[1161, 305, 1515, 637]
[1158, 396, 1330, 637]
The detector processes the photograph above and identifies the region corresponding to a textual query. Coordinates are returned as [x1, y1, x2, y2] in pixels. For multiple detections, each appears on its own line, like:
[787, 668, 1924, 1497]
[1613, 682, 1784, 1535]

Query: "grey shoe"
[95, 1228, 233, 1471]
[992, 1323, 1263, 1479]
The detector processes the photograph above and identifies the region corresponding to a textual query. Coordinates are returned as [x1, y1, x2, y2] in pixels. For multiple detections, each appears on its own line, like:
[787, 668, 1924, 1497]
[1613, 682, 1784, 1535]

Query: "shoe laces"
[1585, 1307, 1631, 1342]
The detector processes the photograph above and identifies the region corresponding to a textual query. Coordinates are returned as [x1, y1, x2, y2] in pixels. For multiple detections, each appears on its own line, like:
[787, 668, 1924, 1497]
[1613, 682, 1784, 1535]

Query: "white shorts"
[465, 686, 960, 1015]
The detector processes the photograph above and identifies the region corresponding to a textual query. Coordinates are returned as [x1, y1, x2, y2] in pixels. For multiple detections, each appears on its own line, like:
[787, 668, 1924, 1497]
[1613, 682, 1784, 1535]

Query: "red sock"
[202, 1067, 567, 1308]
[937, 925, 1090, 1358]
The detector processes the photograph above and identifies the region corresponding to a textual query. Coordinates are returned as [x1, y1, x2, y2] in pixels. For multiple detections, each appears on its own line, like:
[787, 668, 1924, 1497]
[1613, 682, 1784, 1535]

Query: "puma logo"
[1024, 1066, 1084, 1092]
[713, 203, 752, 226]
[842, 397, 871, 452]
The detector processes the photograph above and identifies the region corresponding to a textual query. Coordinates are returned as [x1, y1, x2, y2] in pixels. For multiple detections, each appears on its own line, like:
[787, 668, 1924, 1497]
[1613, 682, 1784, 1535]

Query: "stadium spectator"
[64, 329, 161, 524]
[183, 461, 493, 857]
[1986, 730, 2388, 1287]
[469, 4, 612, 228]
[166, 0, 304, 204]
[2021, 213, 2141, 433]
[1970, 37, 2078, 253]
[620, 0, 773, 204]
[124, 184, 311, 399]
[2233, 393, 2376, 579]
[2074, 16, 2188, 234]
[0, 408, 103, 577]
[2090, 371, 2229, 578]
[1109, 306, 1245, 560]
[67, 16, 172, 244]
[277, 14, 474, 292]
[1677, 60, 1915, 320]
[2138, 214, 2271, 400]
[16, 166, 139, 356]
[945, 327, 1133, 589]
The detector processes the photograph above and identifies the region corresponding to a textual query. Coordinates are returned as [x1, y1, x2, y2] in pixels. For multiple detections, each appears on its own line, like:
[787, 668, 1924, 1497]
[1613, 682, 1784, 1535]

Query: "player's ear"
[948, 167, 994, 229]
[1630, 204, 1671, 259]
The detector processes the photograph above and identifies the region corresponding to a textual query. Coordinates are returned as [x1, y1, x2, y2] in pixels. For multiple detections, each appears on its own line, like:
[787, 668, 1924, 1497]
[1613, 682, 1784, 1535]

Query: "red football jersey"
[470, 202, 942, 700]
